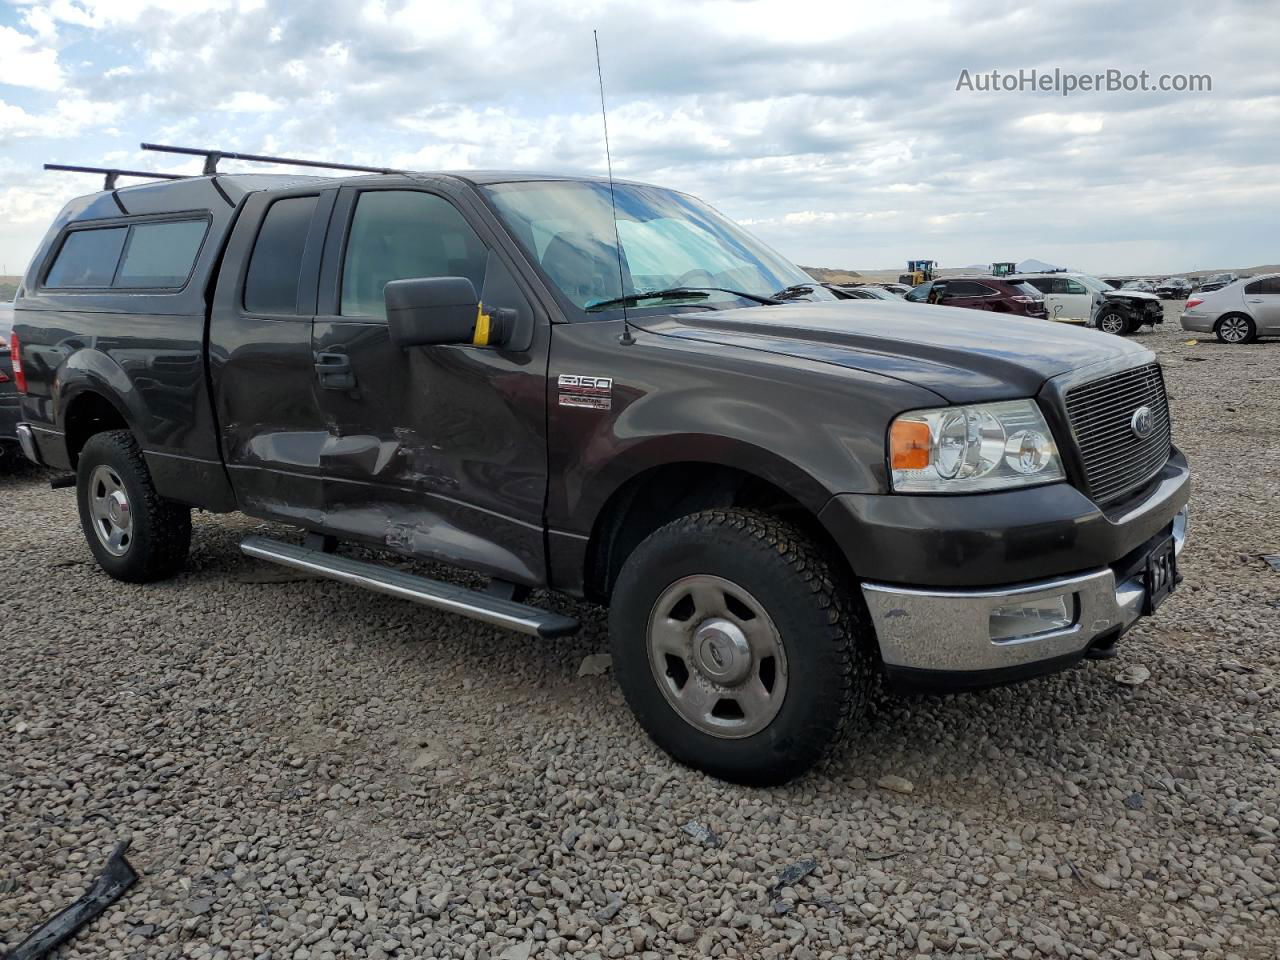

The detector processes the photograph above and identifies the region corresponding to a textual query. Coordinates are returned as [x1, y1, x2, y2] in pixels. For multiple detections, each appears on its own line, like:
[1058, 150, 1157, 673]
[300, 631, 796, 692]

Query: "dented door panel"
[306, 183, 551, 585]
[308, 319, 550, 584]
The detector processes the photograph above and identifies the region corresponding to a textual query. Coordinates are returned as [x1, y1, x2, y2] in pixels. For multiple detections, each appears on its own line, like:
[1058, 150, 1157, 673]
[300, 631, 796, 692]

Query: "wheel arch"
[580, 457, 849, 604]
[62, 388, 132, 467]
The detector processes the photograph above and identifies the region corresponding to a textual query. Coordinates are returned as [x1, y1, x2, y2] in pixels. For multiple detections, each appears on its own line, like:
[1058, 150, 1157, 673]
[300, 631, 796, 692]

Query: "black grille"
[1064, 364, 1171, 504]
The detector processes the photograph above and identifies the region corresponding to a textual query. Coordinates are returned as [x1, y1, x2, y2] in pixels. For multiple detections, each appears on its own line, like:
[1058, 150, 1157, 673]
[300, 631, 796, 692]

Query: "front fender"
[546, 318, 944, 536]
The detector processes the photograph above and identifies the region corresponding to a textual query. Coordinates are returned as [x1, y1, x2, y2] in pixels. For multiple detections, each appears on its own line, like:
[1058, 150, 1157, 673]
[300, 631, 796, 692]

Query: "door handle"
[314, 352, 355, 390]
[1247, 298, 1264, 303]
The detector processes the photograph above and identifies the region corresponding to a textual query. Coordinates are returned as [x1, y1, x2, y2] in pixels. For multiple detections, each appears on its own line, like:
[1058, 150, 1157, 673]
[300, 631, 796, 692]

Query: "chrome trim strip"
[240, 536, 578, 638]
[15, 423, 41, 465]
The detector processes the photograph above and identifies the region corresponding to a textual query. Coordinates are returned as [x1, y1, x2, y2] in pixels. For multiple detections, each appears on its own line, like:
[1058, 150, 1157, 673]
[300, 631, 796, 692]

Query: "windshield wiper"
[771, 283, 817, 301]
[585, 287, 780, 312]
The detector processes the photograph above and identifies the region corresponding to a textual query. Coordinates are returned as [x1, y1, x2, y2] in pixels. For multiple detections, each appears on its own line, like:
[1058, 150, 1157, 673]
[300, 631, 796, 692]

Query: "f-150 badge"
[558, 374, 613, 410]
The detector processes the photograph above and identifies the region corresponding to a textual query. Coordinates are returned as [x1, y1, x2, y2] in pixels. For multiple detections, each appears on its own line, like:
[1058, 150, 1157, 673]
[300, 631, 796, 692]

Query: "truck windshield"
[481, 180, 832, 317]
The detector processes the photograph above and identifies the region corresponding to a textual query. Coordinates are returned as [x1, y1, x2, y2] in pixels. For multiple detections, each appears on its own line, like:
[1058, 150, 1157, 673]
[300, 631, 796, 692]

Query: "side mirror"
[384, 276, 512, 348]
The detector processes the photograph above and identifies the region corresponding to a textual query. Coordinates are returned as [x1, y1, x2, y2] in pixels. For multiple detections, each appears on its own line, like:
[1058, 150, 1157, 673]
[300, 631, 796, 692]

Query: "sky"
[0, 0, 1277, 278]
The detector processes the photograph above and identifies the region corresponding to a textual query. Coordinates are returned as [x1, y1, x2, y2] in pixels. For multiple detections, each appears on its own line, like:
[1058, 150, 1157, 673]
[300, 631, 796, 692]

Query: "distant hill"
[800, 265, 862, 284]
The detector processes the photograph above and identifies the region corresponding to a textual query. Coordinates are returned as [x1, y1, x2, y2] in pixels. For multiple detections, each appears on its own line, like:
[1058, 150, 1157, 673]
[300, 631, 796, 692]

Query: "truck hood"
[641, 299, 1153, 404]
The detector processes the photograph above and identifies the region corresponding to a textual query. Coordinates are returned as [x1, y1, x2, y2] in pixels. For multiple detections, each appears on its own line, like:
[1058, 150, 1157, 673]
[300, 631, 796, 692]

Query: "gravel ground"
[2, 306, 1277, 960]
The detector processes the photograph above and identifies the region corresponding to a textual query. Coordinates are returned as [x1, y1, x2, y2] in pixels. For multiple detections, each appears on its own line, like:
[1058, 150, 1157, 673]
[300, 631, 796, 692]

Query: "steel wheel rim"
[646, 574, 788, 739]
[1220, 317, 1249, 342]
[88, 464, 133, 556]
[1100, 313, 1125, 334]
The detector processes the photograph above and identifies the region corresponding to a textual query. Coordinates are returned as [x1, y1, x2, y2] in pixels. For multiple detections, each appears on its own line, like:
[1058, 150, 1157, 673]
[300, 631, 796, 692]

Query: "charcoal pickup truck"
[12, 159, 1189, 784]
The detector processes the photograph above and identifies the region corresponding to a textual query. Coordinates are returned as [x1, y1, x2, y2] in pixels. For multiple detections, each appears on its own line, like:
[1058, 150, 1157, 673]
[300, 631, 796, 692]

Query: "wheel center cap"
[108, 491, 129, 527]
[692, 619, 751, 685]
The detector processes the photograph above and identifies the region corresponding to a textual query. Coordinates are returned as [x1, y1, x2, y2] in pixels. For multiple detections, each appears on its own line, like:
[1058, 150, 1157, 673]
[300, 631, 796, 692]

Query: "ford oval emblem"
[1130, 406, 1154, 439]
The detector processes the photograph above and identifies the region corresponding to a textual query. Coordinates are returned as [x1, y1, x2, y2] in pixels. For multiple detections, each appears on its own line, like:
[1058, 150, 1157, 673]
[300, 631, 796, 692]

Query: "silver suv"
[1180, 274, 1280, 344]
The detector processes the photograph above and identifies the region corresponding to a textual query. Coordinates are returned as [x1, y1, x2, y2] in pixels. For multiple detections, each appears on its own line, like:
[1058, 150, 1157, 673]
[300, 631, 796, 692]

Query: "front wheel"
[1097, 309, 1132, 335]
[609, 509, 875, 785]
[76, 430, 191, 582]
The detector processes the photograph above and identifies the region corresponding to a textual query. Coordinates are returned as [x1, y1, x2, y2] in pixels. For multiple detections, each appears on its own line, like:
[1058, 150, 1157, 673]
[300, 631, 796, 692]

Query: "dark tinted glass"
[341, 191, 488, 320]
[244, 196, 318, 315]
[950, 281, 990, 296]
[116, 220, 208, 288]
[45, 227, 128, 288]
[1012, 282, 1043, 297]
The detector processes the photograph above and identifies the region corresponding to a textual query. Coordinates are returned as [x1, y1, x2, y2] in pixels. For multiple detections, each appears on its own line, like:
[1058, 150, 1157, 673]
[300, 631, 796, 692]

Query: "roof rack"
[140, 142, 407, 176]
[44, 163, 188, 191]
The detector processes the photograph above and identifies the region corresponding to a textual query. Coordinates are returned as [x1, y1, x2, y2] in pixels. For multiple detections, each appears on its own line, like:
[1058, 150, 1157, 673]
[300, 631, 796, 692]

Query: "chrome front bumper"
[862, 508, 1187, 676]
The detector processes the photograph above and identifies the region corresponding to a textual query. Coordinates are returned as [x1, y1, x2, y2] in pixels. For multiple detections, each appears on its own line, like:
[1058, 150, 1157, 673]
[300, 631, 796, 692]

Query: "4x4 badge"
[1130, 406, 1154, 439]
[558, 374, 613, 411]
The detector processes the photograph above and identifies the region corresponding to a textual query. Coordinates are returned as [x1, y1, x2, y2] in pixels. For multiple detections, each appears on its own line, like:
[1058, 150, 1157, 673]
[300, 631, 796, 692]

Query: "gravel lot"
[2, 306, 1277, 960]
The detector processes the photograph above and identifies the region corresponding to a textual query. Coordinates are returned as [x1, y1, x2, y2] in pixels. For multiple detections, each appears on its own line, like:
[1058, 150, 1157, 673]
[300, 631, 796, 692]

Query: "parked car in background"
[905, 277, 1047, 318]
[1196, 273, 1238, 294]
[1156, 277, 1193, 300]
[1181, 274, 1280, 343]
[1121, 280, 1157, 294]
[871, 283, 911, 297]
[843, 286, 900, 301]
[1010, 272, 1112, 323]
[1093, 285, 1166, 336]
[0, 303, 19, 460]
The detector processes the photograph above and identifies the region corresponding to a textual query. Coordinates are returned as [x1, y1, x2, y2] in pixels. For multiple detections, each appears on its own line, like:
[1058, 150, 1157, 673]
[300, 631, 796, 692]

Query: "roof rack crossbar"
[44, 163, 188, 191]
[140, 143, 407, 176]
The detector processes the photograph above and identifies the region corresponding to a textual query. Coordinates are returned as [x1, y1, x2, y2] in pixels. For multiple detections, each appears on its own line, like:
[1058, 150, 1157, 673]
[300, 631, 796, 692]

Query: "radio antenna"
[594, 29, 634, 346]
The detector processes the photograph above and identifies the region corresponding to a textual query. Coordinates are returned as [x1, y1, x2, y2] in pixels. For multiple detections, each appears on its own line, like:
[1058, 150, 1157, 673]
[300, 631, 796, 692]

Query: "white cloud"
[0, 97, 122, 139]
[0, 0, 1276, 275]
[219, 91, 286, 113]
[0, 25, 64, 90]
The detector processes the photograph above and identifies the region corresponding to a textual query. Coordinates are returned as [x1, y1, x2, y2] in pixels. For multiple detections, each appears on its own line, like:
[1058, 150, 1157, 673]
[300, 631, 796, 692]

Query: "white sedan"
[1181, 274, 1280, 344]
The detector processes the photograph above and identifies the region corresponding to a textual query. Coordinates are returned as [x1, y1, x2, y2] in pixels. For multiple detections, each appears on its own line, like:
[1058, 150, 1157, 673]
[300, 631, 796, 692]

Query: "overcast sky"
[1, 0, 1276, 277]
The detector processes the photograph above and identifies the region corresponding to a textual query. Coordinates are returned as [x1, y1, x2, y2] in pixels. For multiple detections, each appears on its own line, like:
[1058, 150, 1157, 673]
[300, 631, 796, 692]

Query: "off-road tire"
[609, 508, 876, 785]
[1215, 313, 1257, 344]
[76, 430, 191, 582]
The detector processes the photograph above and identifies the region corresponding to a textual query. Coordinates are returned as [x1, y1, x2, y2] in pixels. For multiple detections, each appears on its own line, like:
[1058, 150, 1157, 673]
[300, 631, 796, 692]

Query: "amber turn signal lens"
[890, 419, 931, 470]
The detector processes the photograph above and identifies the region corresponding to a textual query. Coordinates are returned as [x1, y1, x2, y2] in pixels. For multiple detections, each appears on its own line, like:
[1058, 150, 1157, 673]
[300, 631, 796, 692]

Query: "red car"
[906, 276, 1048, 318]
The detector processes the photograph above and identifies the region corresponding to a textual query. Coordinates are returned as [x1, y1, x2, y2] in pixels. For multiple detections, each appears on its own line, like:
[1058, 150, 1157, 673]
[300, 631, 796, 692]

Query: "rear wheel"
[76, 430, 191, 582]
[1097, 309, 1131, 335]
[609, 508, 876, 785]
[1215, 314, 1256, 344]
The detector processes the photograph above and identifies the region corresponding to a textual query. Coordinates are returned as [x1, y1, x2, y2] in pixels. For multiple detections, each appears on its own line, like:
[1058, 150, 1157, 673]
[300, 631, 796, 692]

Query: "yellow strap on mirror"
[472, 305, 491, 346]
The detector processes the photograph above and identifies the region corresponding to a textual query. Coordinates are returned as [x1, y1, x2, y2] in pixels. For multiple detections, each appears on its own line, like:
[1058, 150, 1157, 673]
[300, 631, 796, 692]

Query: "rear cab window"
[44, 217, 209, 290]
[44, 228, 128, 288]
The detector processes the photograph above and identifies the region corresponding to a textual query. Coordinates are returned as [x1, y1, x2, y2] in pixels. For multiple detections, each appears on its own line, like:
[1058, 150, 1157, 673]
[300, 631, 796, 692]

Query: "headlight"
[889, 399, 1064, 493]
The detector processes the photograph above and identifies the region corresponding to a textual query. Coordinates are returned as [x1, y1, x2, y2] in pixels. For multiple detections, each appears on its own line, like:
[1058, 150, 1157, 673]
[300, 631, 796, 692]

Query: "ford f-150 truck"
[11, 160, 1189, 784]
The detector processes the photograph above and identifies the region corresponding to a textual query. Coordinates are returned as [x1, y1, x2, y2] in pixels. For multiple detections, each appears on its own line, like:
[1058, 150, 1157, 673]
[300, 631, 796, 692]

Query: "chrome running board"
[240, 535, 579, 639]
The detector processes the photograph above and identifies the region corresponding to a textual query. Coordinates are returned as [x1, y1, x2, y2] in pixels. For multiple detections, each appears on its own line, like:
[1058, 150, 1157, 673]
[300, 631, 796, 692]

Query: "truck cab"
[12, 162, 1189, 784]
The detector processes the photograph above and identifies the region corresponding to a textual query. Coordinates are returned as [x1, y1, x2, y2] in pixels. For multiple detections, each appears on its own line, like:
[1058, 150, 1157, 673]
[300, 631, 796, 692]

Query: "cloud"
[0, 24, 64, 90]
[0, 0, 1276, 275]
